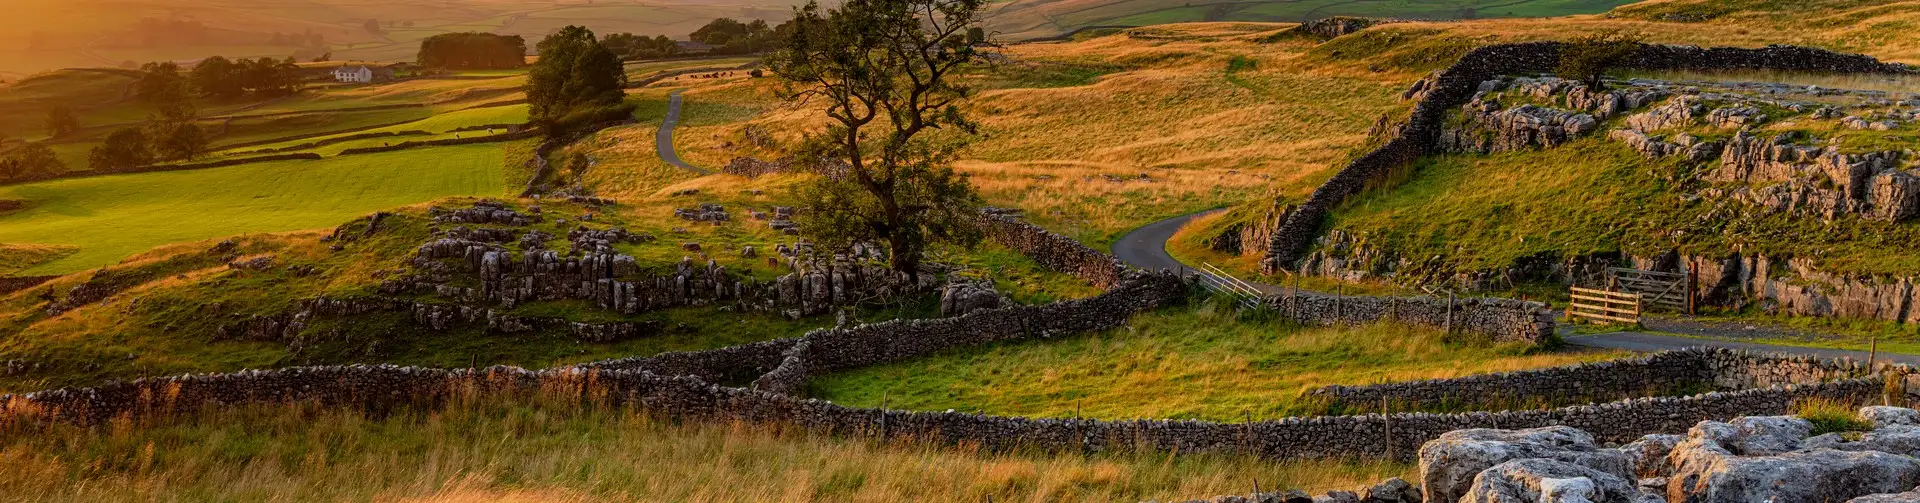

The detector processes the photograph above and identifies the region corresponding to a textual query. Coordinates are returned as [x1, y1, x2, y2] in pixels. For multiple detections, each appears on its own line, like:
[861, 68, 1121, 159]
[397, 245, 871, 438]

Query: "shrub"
[1557, 31, 1643, 90]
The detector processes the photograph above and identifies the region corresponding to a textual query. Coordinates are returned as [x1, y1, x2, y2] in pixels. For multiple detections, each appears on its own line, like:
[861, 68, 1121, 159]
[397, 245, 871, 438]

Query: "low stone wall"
[239, 130, 432, 155]
[0, 348, 1890, 461]
[978, 212, 1126, 287]
[1265, 291, 1554, 344]
[336, 129, 540, 155]
[1262, 42, 1915, 272]
[1, 153, 326, 186]
[1310, 346, 1889, 412]
[584, 269, 1188, 388]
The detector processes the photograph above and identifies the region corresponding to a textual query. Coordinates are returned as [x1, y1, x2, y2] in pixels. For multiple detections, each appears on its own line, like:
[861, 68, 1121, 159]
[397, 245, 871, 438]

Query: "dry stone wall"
[1263, 42, 1914, 272]
[1307, 347, 1884, 411]
[0, 348, 1893, 462]
[1265, 290, 1554, 344]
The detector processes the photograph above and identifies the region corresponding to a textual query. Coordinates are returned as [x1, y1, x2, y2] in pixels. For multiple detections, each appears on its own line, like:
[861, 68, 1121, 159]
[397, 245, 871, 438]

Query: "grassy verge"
[0, 395, 1411, 501]
[811, 299, 1627, 421]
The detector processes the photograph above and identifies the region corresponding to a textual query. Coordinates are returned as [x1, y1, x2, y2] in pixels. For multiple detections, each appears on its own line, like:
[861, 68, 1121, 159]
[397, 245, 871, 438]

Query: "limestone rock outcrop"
[1419, 426, 1634, 503]
[1413, 408, 1920, 503]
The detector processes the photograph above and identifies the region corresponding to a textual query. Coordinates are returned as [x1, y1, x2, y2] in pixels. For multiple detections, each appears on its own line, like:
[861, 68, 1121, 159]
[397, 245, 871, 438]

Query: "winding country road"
[656, 90, 712, 175]
[1112, 210, 1920, 363]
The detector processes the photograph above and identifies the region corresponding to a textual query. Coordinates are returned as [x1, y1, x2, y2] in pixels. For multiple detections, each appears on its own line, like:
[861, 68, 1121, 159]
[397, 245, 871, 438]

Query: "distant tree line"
[688, 18, 782, 54]
[189, 57, 305, 99]
[267, 30, 328, 49]
[601, 33, 682, 60]
[601, 17, 792, 61]
[417, 33, 527, 69]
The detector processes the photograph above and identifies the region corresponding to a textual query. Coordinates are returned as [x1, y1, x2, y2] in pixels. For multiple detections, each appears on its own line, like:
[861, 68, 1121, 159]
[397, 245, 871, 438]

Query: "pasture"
[0, 144, 507, 275]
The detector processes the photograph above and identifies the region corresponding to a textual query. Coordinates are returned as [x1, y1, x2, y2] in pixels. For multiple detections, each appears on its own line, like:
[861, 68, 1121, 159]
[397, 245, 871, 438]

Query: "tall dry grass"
[0, 394, 1410, 502]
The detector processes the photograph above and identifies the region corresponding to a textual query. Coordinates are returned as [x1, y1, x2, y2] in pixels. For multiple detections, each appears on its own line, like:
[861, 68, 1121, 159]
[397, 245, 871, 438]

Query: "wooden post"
[881, 393, 889, 440]
[1870, 335, 1879, 374]
[1383, 395, 1394, 460]
[1444, 291, 1456, 335]
[1686, 260, 1698, 316]
[1336, 284, 1344, 320]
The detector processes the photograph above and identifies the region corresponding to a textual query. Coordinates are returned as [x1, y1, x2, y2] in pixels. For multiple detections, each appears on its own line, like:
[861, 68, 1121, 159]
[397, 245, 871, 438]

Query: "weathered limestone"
[1459, 458, 1639, 503]
[1419, 426, 1635, 503]
[1664, 417, 1920, 503]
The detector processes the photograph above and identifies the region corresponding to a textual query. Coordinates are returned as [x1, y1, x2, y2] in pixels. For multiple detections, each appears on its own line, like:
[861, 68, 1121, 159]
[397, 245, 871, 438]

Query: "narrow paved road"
[1113, 210, 1920, 360]
[656, 90, 711, 175]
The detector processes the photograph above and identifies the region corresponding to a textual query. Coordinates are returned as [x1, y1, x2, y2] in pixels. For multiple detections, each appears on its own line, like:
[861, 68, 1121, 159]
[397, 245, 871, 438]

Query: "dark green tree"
[767, 0, 989, 276]
[0, 143, 65, 181]
[526, 26, 630, 130]
[88, 127, 154, 170]
[45, 106, 79, 138]
[191, 56, 245, 99]
[417, 32, 526, 69]
[1557, 31, 1642, 90]
[134, 61, 187, 100]
[148, 122, 208, 161]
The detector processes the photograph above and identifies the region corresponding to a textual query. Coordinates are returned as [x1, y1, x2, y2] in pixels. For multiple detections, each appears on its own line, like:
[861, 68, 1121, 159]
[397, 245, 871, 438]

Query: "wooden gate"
[1606, 267, 1690, 313]
[1568, 286, 1641, 325]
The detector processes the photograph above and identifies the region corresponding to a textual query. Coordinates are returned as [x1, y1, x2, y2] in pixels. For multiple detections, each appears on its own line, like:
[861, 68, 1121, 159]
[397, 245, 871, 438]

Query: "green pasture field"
[0, 144, 508, 275]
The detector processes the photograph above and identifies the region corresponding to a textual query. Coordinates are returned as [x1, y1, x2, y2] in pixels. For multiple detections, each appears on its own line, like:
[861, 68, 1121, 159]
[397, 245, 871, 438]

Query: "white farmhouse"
[331, 65, 374, 83]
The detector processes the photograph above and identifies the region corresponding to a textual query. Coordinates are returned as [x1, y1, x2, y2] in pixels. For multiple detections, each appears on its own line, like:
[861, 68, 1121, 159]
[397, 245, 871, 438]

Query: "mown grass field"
[0, 397, 1412, 501]
[812, 300, 1629, 421]
[0, 144, 508, 275]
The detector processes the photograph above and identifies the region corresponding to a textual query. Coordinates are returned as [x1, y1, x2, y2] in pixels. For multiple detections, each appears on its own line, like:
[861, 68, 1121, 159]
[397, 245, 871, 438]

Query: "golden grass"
[0, 397, 1413, 502]
[814, 301, 1630, 421]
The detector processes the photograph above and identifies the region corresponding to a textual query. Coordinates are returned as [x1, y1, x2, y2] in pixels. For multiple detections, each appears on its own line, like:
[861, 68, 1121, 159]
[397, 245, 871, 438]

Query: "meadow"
[0, 395, 1412, 502]
[812, 301, 1630, 421]
[0, 144, 507, 275]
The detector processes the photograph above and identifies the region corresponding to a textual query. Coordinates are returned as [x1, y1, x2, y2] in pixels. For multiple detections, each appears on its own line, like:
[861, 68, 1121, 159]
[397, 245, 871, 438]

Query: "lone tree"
[45, 106, 79, 138]
[1557, 31, 1642, 90]
[767, 0, 989, 276]
[0, 143, 64, 182]
[526, 26, 630, 131]
[88, 127, 153, 170]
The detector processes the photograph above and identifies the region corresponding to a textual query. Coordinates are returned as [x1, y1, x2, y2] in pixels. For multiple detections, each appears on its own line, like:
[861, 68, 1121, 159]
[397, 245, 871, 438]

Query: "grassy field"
[982, 0, 1642, 40]
[812, 300, 1629, 421]
[0, 144, 508, 275]
[665, 24, 1405, 249]
[0, 396, 1412, 501]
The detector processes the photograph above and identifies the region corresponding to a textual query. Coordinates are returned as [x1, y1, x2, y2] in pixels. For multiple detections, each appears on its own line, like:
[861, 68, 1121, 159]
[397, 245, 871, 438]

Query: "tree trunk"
[888, 232, 919, 284]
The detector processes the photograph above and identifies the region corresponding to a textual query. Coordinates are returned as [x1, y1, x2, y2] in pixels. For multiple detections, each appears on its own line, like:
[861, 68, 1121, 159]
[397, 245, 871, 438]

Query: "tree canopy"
[526, 26, 631, 131]
[767, 0, 990, 276]
[1557, 31, 1643, 90]
[45, 106, 79, 138]
[189, 56, 302, 99]
[0, 143, 65, 182]
[418, 32, 527, 69]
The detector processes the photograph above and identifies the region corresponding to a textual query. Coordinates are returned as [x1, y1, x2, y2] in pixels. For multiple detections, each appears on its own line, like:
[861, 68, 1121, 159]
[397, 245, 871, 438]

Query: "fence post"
[1383, 395, 1394, 460]
[1686, 260, 1697, 316]
[1445, 291, 1456, 335]
[1335, 284, 1344, 320]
